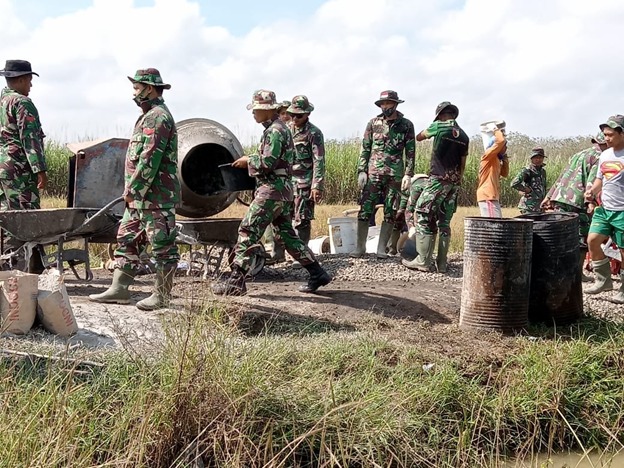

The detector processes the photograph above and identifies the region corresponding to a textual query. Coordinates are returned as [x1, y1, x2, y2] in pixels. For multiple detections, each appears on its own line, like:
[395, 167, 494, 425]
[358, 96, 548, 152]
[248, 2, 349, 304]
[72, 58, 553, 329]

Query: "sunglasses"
[288, 113, 307, 119]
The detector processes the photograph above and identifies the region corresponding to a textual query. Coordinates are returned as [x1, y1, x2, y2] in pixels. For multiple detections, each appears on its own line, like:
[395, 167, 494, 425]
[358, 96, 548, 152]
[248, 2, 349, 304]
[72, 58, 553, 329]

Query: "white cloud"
[0, 0, 623, 145]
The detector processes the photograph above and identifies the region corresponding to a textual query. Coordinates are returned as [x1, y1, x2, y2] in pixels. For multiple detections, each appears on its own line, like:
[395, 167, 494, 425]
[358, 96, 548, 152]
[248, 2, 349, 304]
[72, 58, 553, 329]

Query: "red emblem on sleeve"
[143, 128, 155, 136]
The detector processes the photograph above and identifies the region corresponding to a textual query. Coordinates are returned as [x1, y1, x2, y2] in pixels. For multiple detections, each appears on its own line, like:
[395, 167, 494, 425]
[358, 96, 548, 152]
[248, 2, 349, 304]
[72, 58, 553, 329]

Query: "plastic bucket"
[328, 217, 357, 254]
[308, 236, 330, 255]
[218, 163, 256, 192]
[365, 226, 381, 253]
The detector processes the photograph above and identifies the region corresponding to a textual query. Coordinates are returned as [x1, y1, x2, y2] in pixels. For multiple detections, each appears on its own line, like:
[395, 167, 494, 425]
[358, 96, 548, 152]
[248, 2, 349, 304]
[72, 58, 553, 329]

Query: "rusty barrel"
[460, 217, 533, 333]
[518, 213, 582, 325]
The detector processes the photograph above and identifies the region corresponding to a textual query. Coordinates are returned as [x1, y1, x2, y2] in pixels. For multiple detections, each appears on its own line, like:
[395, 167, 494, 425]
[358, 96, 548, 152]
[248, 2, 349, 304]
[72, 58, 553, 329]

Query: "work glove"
[357, 172, 368, 190]
[401, 175, 411, 192]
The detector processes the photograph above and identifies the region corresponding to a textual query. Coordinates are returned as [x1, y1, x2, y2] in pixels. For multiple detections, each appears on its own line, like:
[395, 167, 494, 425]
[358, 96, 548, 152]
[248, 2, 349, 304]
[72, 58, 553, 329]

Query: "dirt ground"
[0, 255, 528, 370]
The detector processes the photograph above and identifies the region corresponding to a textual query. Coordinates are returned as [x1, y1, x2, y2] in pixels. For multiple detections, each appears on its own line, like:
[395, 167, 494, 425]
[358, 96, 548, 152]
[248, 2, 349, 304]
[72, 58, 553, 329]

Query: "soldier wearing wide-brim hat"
[0, 59, 47, 272]
[402, 101, 469, 273]
[284, 95, 326, 252]
[211, 89, 331, 297]
[350, 90, 416, 260]
[89, 68, 180, 311]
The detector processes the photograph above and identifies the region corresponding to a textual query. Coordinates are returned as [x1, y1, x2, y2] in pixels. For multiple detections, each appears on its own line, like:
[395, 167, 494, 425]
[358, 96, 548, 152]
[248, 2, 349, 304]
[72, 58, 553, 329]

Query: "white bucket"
[308, 236, 330, 255]
[479, 120, 506, 150]
[365, 226, 381, 253]
[328, 217, 357, 254]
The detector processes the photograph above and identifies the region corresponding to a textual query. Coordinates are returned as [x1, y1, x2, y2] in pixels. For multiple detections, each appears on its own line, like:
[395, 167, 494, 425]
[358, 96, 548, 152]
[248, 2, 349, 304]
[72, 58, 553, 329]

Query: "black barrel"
[460, 217, 533, 333]
[518, 213, 582, 325]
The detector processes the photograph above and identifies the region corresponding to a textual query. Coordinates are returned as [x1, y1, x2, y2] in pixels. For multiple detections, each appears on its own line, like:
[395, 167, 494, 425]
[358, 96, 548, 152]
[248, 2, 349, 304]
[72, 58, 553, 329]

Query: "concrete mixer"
[56, 118, 263, 279]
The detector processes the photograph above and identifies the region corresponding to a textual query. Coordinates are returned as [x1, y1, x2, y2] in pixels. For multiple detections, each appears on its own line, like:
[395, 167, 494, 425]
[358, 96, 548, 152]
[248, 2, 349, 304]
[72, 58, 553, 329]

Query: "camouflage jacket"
[358, 111, 416, 178]
[124, 97, 180, 210]
[0, 87, 46, 180]
[249, 117, 294, 202]
[421, 119, 469, 184]
[546, 146, 601, 210]
[288, 120, 325, 191]
[511, 164, 547, 213]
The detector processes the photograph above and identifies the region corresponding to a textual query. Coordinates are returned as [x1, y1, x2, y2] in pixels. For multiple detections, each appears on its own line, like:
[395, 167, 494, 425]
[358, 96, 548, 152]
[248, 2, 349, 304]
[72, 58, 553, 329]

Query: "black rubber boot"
[212, 267, 247, 296]
[296, 224, 312, 246]
[299, 261, 332, 293]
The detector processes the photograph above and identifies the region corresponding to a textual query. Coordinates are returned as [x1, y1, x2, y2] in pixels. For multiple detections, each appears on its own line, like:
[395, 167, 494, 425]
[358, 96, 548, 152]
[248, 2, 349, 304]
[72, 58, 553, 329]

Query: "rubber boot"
[387, 229, 401, 256]
[89, 267, 136, 304]
[299, 261, 332, 293]
[585, 258, 613, 294]
[136, 265, 175, 311]
[212, 267, 247, 296]
[376, 221, 394, 259]
[436, 235, 451, 273]
[402, 234, 436, 271]
[349, 220, 369, 258]
[579, 251, 591, 282]
[611, 272, 624, 304]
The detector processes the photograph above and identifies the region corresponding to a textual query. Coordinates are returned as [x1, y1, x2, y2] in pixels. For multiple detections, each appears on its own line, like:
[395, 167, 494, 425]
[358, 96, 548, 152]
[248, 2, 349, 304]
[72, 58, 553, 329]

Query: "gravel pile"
[259, 253, 464, 283]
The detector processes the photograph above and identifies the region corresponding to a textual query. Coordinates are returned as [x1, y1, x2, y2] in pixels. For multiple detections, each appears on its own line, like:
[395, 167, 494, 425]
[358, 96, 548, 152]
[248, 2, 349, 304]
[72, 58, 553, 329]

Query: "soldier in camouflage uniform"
[0, 60, 47, 272]
[90, 68, 180, 311]
[277, 100, 291, 124]
[541, 133, 608, 280]
[511, 147, 547, 214]
[350, 90, 416, 259]
[212, 90, 331, 296]
[403, 101, 468, 273]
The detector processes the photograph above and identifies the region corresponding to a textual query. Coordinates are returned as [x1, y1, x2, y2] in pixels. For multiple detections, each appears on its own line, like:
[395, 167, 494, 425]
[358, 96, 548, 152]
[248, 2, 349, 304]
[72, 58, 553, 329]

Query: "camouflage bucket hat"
[246, 89, 280, 110]
[592, 131, 607, 144]
[375, 90, 404, 107]
[435, 101, 459, 120]
[287, 95, 314, 114]
[127, 68, 171, 89]
[599, 115, 624, 131]
[530, 147, 546, 158]
[277, 100, 291, 111]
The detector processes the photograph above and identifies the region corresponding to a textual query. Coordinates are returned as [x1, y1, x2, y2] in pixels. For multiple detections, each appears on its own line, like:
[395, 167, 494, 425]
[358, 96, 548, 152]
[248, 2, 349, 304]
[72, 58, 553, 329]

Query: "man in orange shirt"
[477, 121, 509, 217]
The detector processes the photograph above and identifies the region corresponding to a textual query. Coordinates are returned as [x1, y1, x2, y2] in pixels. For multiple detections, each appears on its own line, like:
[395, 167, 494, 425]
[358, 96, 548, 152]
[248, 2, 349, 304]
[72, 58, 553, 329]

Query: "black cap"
[0, 60, 39, 78]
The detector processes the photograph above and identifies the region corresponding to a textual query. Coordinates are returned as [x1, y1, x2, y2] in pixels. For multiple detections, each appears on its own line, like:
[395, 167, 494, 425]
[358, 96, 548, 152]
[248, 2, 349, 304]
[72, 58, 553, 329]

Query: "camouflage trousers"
[114, 207, 179, 271]
[0, 177, 41, 251]
[415, 178, 459, 237]
[552, 202, 591, 249]
[233, 198, 315, 273]
[293, 185, 315, 229]
[358, 174, 401, 223]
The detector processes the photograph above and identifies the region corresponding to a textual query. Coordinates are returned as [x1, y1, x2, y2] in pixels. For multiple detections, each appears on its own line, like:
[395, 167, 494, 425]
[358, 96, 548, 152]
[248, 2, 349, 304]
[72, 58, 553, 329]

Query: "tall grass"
[1, 313, 624, 466]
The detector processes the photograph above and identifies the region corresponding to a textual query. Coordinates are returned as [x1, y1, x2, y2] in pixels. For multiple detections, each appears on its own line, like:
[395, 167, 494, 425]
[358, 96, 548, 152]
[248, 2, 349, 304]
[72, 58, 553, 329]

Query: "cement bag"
[37, 269, 78, 337]
[0, 270, 38, 335]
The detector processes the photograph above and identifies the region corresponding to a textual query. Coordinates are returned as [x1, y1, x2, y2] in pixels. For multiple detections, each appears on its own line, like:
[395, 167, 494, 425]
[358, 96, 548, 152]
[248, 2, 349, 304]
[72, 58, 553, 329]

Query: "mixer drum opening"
[181, 143, 233, 196]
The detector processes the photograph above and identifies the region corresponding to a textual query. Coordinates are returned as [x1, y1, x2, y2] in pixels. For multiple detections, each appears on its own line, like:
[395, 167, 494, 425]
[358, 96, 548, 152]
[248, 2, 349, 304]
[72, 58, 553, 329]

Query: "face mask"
[382, 106, 396, 118]
[133, 86, 150, 106]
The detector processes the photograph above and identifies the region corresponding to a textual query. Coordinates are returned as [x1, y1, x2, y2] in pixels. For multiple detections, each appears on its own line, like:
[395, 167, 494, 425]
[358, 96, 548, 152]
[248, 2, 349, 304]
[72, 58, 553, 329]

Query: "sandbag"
[37, 269, 78, 337]
[0, 270, 38, 335]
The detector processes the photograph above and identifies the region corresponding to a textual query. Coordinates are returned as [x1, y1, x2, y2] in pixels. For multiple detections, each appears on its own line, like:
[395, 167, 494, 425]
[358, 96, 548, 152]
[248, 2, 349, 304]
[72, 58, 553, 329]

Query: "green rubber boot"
[376, 221, 394, 259]
[349, 220, 369, 258]
[611, 272, 624, 304]
[402, 234, 436, 271]
[136, 265, 176, 311]
[89, 267, 136, 304]
[585, 258, 613, 294]
[436, 234, 451, 273]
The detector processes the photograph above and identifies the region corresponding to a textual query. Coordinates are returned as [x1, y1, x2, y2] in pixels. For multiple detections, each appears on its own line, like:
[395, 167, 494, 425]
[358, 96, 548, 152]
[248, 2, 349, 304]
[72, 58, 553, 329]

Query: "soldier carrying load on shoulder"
[511, 147, 547, 215]
[350, 90, 416, 259]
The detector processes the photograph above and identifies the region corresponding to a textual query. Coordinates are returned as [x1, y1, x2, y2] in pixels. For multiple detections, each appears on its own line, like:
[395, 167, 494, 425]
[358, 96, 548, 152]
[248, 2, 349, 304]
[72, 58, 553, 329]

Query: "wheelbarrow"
[0, 197, 124, 280]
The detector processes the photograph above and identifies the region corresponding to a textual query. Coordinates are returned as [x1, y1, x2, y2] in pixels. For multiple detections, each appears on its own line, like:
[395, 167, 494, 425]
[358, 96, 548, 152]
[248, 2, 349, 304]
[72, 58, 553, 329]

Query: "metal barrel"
[518, 213, 582, 325]
[176, 118, 245, 218]
[460, 217, 533, 333]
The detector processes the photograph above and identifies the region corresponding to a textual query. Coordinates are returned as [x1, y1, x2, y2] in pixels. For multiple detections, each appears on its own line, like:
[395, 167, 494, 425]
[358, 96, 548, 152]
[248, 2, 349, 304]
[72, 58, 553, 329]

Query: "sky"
[0, 0, 620, 145]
